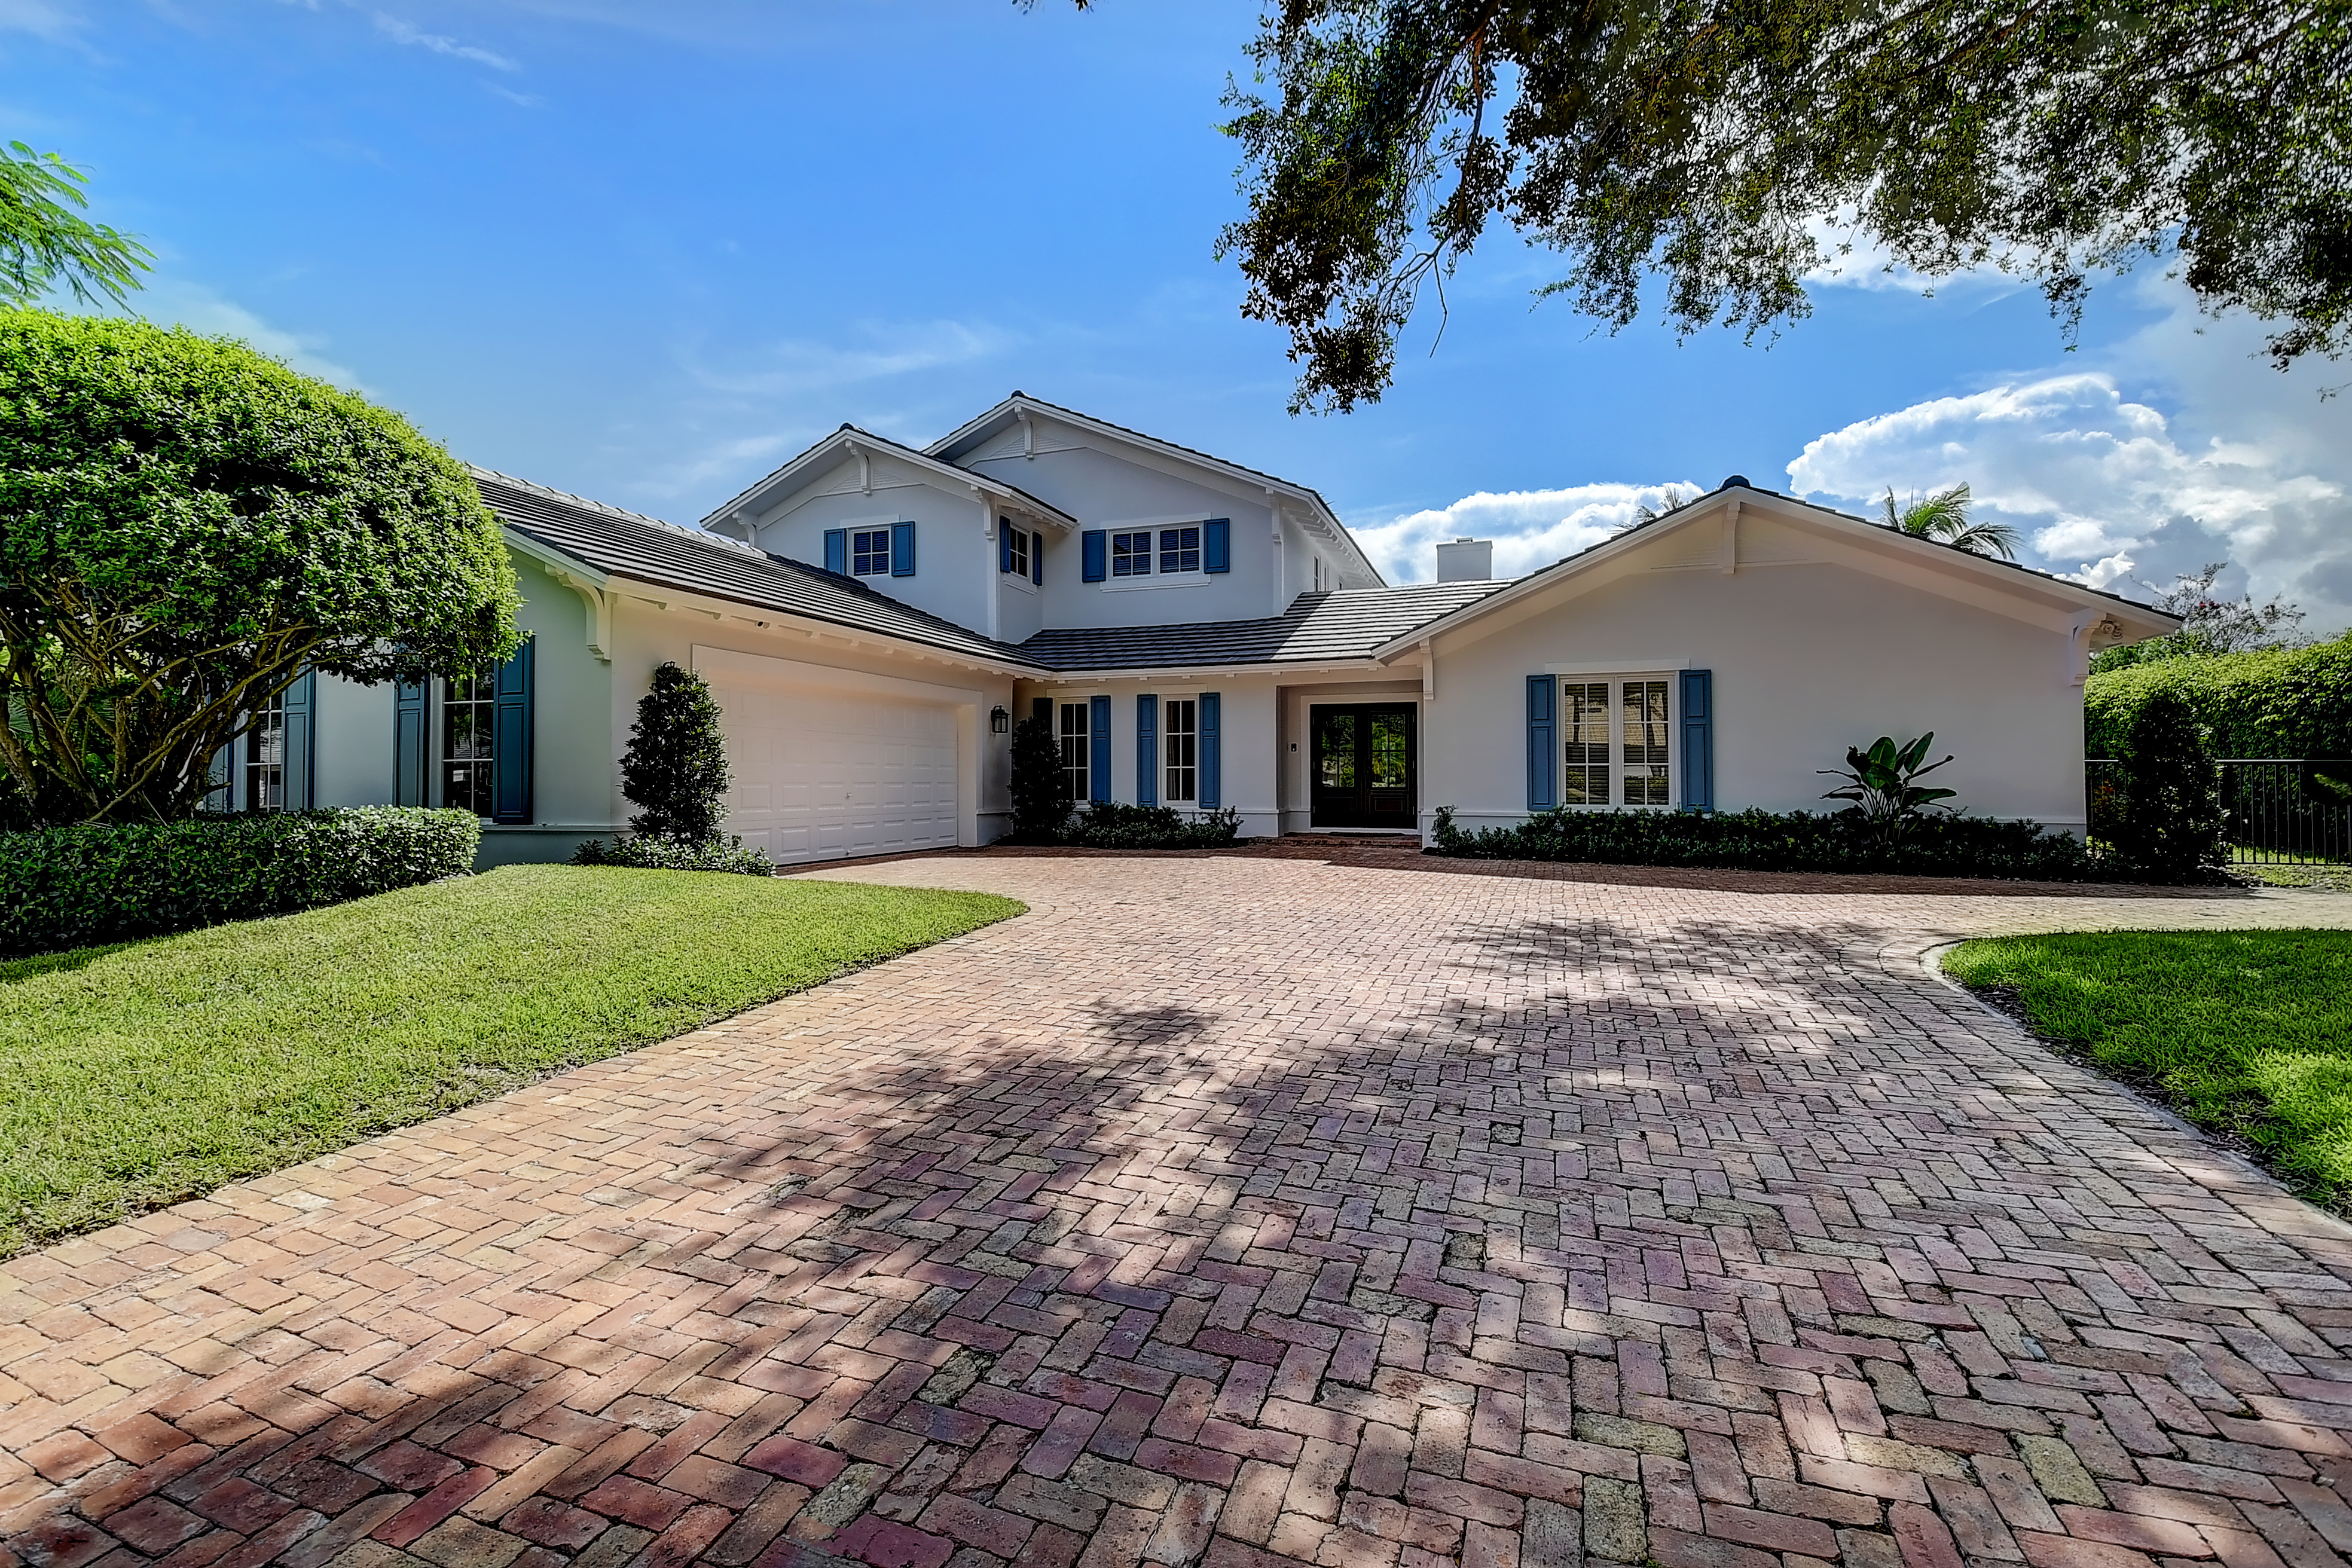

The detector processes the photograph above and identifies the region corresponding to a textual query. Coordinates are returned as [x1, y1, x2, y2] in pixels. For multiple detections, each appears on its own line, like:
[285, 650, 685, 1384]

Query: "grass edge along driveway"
[1944, 928, 2352, 1209]
[1, 864, 1022, 1257]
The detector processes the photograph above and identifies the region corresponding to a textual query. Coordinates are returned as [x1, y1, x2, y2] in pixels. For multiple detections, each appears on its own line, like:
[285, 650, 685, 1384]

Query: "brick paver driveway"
[8, 857, 2352, 1568]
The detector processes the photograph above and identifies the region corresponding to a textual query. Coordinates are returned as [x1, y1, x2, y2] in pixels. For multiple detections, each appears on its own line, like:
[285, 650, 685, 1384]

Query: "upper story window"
[1004, 524, 1030, 577]
[852, 528, 892, 576]
[1559, 676, 1673, 808]
[1159, 527, 1201, 574]
[444, 667, 497, 817]
[1112, 531, 1153, 576]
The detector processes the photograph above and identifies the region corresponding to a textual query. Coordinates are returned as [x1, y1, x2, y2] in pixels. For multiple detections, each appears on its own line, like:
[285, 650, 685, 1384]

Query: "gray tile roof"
[473, 469, 1047, 670]
[1015, 581, 1508, 671]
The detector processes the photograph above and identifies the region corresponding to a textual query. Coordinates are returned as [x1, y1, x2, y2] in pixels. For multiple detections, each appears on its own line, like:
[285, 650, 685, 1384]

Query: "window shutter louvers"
[823, 528, 848, 575]
[1033, 534, 1044, 585]
[1000, 525, 1013, 573]
[891, 521, 917, 576]
[394, 680, 428, 806]
[492, 639, 535, 824]
[1526, 676, 1557, 811]
[282, 668, 317, 811]
[1135, 694, 1157, 807]
[1204, 518, 1230, 574]
[1198, 692, 1221, 809]
[1679, 669, 1714, 811]
[1088, 695, 1111, 803]
[1082, 530, 1107, 582]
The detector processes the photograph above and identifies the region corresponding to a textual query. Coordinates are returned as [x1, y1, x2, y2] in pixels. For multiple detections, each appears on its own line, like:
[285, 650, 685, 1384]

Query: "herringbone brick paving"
[7, 855, 2352, 1568]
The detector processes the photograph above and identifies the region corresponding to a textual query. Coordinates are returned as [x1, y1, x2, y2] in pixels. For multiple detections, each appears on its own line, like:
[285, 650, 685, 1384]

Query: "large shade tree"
[0, 309, 520, 824]
[1193, 0, 2352, 411]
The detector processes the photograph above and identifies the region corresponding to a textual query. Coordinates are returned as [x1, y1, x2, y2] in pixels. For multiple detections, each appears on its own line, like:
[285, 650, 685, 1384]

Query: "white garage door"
[707, 680, 960, 865]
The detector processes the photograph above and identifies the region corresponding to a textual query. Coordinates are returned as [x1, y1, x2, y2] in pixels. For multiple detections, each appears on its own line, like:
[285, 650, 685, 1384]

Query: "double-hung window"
[1158, 527, 1201, 574]
[1162, 698, 1197, 804]
[1005, 526, 1030, 577]
[1557, 676, 1673, 808]
[444, 667, 497, 816]
[1058, 701, 1091, 801]
[246, 687, 287, 811]
[851, 528, 892, 576]
[1111, 531, 1153, 577]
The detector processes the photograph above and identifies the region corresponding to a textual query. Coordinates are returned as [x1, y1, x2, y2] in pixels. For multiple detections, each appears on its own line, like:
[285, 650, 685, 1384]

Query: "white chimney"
[1435, 537, 1493, 582]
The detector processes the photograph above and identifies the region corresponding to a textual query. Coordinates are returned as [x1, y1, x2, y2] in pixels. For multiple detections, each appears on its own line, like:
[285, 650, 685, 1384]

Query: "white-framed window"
[1158, 527, 1201, 574]
[1163, 698, 1198, 804]
[1112, 531, 1153, 577]
[246, 687, 287, 811]
[1557, 675, 1674, 808]
[1006, 526, 1030, 577]
[444, 667, 497, 817]
[1058, 701, 1091, 801]
[852, 528, 892, 576]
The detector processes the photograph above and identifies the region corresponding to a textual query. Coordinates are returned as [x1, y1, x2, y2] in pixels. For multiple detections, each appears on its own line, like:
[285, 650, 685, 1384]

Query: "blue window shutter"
[492, 638, 535, 824]
[891, 520, 917, 576]
[1199, 692, 1221, 808]
[1000, 524, 1013, 573]
[1032, 696, 1052, 727]
[1526, 676, 1556, 811]
[1088, 695, 1111, 802]
[823, 528, 847, 574]
[282, 668, 317, 810]
[1680, 668, 1714, 811]
[1204, 518, 1230, 574]
[1033, 534, 1044, 585]
[394, 679, 428, 806]
[1136, 694, 1158, 807]
[1082, 529, 1107, 582]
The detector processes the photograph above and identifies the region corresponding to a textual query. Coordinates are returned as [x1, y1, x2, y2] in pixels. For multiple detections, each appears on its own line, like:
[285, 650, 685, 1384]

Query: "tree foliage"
[617, 661, 733, 843]
[0, 309, 519, 824]
[1006, 713, 1071, 843]
[0, 145, 151, 308]
[2085, 632, 2352, 759]
[2109, 689, 2229, 881]
[1879, 482, 2020, 560]
[1214, 0, 2352, 411]
[2090, 561, 2310, 673]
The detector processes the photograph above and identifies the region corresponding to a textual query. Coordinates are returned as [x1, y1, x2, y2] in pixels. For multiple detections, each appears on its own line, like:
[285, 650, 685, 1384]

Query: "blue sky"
[11, 0, 2349, 630]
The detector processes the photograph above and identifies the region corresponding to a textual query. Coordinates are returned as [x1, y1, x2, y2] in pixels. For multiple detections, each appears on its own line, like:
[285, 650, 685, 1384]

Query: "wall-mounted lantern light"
[990, 706, 1010, 734]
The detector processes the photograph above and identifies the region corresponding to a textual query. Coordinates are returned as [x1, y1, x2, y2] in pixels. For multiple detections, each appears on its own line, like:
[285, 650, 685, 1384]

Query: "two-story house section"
[246, 391, 2176, 867]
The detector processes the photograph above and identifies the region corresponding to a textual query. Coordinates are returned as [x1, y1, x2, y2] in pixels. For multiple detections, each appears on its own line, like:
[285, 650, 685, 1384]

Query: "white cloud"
[371, 11, 518, 70]
[147, 285, 366, 390]
[0, 0, 84, 41]
[1351, 482, 1702, 584]
[1785, 363, 2352, 634]
[682, 319, 1014, 400]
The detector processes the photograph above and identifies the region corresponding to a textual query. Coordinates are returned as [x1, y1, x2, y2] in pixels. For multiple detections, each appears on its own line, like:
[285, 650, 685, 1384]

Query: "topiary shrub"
[619, 662, 731, 842]
[572, 833, 771, 876]
[1005, 713, 1070, 843]
[2108, 688, 2229, 882]
[1062, 802, 1243, 849]
[0, 806, 480, 956]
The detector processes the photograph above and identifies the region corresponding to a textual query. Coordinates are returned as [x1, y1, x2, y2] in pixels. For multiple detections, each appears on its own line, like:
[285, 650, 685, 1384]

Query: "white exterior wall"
[1425, 515, 2093, 833]
[1016, 674, 1285, 840]
[1279, 678, 1425, 834]
[747, 455, 1001, 638]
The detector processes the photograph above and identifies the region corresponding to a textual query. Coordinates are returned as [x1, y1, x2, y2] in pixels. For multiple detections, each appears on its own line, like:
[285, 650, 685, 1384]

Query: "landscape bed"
[0, 864, 1022, 1255]
[1944, 929, 2352, 1208]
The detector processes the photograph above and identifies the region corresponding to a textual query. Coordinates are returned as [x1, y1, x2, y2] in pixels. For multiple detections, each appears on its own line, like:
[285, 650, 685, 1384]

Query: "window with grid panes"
[1058, 701, 1090, 801]
[1006, 525, 1029, 576]
[443, 668, 496, 816]
[1163, 698, 1197, 803]
[1556, 676, 1675, 808]
[1158, 527, 1201, 574]
[246, 687, 286, 811]
[1562, 682, 1611, 805]
[1621, 680, 1672, 805]
[851, 528, 891, 575]
[1111, 531, 1152, 576]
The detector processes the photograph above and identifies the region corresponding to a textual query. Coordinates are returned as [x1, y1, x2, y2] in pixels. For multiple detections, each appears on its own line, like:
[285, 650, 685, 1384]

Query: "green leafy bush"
[2107, 689, 2229, 882]
[1062, 802, 1243, 849]
[0, 806, 479, 956]
[1006, 714, 1070, 843]
[1427, 805, 2099, 879]
[2085, 633, 2352, 759]
[620, 662, 731, 842]
[572, 833, 772, 875]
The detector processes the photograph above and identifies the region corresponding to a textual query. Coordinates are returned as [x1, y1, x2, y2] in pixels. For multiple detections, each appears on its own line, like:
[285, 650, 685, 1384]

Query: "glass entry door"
[1310, 703, 1416, 829]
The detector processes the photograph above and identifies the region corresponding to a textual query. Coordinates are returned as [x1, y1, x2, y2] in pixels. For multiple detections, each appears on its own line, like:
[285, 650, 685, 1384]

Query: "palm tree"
[1631, 486, 1693, 525]
[1879, 481, 2022, 560]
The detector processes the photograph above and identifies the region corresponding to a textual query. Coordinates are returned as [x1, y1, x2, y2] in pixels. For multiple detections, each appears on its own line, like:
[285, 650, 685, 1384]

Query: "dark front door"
[1311, 704, 1416, 829]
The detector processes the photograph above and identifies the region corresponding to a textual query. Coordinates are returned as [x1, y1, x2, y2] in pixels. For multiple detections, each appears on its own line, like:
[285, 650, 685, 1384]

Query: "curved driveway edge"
[5, 857, 2351, 1568]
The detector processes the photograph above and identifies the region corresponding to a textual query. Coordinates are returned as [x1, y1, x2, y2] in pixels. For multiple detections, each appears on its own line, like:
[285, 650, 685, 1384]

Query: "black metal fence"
[2088, 759, 2352, 864]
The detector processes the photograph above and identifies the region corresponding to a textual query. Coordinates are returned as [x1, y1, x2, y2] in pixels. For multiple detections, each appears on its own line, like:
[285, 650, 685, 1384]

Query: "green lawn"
[1, 865, 1021, 1255]
[1944, 930, 2352, 1205]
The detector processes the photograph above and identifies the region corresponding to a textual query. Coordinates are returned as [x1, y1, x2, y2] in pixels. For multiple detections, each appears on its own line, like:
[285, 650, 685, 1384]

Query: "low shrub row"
[572, 833, 773, 875]
[0, 807, 481, 957]
[1427, 805, 2106, 880]
[1056, 802, 1243, 850]
[2085, 634, 2352, 759]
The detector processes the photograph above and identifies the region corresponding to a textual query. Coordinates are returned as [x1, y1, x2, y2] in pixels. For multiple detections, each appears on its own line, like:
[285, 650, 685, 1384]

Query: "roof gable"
[696, 424, 1076, 539]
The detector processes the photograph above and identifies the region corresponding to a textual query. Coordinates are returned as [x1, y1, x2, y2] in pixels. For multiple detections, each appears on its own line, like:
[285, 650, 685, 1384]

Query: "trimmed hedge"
[2085, 634, 2352, 759]
[1060, 803, 1244, 850]
[0, 808, 481, 957]
[1428, 806, 2103, 880]
[572, 833, 773, 875]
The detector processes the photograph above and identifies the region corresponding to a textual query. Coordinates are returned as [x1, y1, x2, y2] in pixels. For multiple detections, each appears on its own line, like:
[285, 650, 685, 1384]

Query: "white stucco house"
[230, 393, 2179, 866]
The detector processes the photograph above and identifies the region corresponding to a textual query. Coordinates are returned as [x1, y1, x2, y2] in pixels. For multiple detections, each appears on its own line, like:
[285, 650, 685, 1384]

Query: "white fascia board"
[602, 571, 1044, 678]
[503, 527, 608, 588]
[1024, 656, 1403, 684]
[701, 429, 1076, 534]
